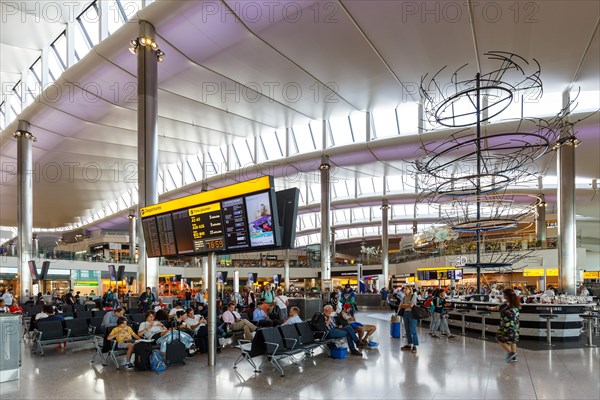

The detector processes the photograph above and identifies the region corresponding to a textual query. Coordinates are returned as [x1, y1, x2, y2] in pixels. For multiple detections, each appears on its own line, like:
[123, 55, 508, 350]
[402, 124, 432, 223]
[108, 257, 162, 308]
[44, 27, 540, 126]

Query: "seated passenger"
[222, 303, 257, 341]
[340, 304, 377, 347]
[138, 311, 169, 341]
[168, 302, 185, 319]
[0, 299, 9, 313]
[101, 307, 125, 333]
[107, 316, 142, 369]
[323, 304, 362, 356]
[282, 306, 302, 325]
[253, 301, 275, 327]
[8, 299, 23, 314]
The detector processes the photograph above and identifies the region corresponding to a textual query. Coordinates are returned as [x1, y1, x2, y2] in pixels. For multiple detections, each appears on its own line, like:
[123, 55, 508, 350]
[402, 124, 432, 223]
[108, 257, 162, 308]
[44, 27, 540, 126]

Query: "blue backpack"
[150, 349, 167, 372]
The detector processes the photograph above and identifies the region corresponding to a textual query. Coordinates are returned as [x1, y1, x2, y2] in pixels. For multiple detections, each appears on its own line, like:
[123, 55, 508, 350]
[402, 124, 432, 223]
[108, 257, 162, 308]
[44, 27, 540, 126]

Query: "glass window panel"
[333, 209, 349, 224]
[352, 208, 368, 222]
[358, 177, 376, 196]
[275, 129, 288, 156]
[107, 0, 126, 35]
[392, 204, 411, 218]
[51, 32, 67, 69]
[292, 124, 315, 153]
[364, 226, 379, 236]
[332, 180, 350, 200]
[48, 47, 65, 80]
[397, 102, 419, 135]
[349, 112, 367, 142]
[371, 177, 383, 195]
[261, 130, 283, 160]
[309, 120, 324, 149]
[232, 138, 253, 169]
[348, 228, 361, 238]
[309, 183, 321, 203]
[208, 147, 226, 174]
[573, 90, 600, 112]
[10, 93, 21, 117]
[329, 115, 353, 146]
[25, 71, 40, 105]
[371, 206, 382, 219]
[0, 106, 6, 130]
[186, 156, 201, 181]
[12, 84, 22, 103]
[372, 107, 399, 139]
[74, 22, 92, 60]
[30, 58, 42, 85]
[78, 4, 100, 46]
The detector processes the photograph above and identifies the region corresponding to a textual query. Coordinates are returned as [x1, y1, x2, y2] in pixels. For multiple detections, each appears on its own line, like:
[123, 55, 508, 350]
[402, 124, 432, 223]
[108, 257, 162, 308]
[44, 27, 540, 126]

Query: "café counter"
[446, 300, 593, 339]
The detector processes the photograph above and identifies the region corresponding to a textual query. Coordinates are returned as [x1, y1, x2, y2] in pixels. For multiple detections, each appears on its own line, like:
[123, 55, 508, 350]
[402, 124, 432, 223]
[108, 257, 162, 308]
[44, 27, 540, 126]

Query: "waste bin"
[0, 314, 21, 382]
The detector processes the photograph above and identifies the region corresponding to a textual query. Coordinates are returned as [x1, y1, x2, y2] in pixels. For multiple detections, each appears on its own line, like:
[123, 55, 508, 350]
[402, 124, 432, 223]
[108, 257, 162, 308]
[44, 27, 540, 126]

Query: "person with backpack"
[262, 284, 275, 304]
[273, 289, 289, 320]
[139, 287, 155, 313]
[429, 290, 456, 339]
[107, 316, 143, 369]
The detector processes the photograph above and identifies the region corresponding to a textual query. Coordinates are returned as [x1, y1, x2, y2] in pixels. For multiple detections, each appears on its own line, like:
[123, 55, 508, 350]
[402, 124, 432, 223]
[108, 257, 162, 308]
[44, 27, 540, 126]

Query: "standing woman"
[495, 288, 521, 362]
[398, 286, 419, 353]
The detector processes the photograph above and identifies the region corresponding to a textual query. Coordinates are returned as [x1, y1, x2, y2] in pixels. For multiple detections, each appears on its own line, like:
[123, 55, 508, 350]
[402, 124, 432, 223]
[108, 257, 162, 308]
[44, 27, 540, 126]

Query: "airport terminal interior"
[1, 1, 599, 399]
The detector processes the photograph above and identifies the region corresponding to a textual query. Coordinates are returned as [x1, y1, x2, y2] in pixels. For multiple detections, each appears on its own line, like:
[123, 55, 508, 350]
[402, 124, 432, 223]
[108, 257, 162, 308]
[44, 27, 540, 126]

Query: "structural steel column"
[284, 249, 290, 291]
[136, 21, 159, 293]
[535, 194, 547, 249]
[202, 257, 209, 290]
[557, 136, 577, 295]
[207, 252, 217, 366]
[381, 200, 390, 289]
[15, 121, 35, 301]
[320, 155, 331, 286]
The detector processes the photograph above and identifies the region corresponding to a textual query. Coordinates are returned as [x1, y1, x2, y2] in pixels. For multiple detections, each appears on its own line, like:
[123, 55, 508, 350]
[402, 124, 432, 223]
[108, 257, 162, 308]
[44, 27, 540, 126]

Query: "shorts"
[117, 340, 135, 349]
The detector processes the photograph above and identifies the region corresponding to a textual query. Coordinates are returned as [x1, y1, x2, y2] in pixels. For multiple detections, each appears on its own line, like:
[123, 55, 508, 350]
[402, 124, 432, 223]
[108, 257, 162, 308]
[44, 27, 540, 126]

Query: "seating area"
[234, 322, 335, 376]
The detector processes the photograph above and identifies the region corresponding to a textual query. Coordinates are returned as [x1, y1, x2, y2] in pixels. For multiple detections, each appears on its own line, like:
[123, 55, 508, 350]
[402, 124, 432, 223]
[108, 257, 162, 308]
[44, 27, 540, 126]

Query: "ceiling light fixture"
[129, 36, 165, 63]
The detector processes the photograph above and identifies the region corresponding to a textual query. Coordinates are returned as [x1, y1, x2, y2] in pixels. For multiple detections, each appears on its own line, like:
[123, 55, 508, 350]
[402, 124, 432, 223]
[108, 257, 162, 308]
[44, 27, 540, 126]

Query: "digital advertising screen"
[108, 265, 117, 281]
[247, 272, 255, 284]
[28, 260, 39, 281]
[245, 191, 275, 248]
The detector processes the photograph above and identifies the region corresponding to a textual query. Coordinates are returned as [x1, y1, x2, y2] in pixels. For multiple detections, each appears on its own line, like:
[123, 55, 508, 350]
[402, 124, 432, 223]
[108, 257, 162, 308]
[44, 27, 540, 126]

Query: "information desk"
[446, 300, 592, 339]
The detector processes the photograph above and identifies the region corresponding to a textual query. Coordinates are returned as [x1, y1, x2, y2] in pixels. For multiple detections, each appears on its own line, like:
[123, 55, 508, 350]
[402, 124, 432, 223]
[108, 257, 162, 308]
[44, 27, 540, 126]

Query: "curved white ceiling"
[0, 0, 598, 239]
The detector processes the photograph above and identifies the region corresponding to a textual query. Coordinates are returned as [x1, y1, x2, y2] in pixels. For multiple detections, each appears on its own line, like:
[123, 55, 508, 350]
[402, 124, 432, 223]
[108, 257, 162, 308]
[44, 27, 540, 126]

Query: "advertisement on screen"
[108, 265, 116, 281]
[217, 271, 223, 283]
[273, 274, 279, 285]
[247, 272, 254, 285]
[245, 192, 275, 247]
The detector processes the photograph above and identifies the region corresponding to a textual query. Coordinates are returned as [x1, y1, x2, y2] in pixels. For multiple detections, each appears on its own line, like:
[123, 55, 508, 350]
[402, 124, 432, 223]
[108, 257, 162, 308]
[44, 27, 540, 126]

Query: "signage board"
[583, 271, 600, 279]
[523, 268, 545, 277]
[140, 176, 281, 257]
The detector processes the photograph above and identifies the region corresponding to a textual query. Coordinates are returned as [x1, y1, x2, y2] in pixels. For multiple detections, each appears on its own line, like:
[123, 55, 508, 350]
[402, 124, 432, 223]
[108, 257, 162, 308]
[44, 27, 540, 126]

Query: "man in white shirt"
[282, 307, 302, 325]
[274, 289, 289, 320]
[2, 289, 14, 308]
[222, 303, 256, 340]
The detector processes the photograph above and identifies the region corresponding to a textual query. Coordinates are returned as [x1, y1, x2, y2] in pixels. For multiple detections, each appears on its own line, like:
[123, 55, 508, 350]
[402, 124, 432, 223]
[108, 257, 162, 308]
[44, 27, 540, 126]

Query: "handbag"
[411, 305, 431, 320]
[397, 308, 405, 317]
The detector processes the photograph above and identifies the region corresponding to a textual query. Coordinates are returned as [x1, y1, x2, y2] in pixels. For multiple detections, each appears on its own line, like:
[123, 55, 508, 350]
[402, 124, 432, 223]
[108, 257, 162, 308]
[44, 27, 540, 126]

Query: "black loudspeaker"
[221, 271, 228, 282]
[277, 274, 282, 284]
[39, 261, 50, 280]
[252, 273, 258, 283]
[116, 265, 125, 281]
[127, 276, 135, 285]
[175, 274, 182, 282]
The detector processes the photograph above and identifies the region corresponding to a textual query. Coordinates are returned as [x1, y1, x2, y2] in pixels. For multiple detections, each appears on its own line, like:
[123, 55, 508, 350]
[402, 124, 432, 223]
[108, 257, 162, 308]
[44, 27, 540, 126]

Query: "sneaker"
[125, 363, 134, 369]
[411, 347, 417, 353]
[350, 349, 362, 356]
[401, 345, 412, 351]
[431, 334, 440, 339]
[429, 332, 436, 337]
[447, 335, 457, 339]
[508, 352, 518, 361]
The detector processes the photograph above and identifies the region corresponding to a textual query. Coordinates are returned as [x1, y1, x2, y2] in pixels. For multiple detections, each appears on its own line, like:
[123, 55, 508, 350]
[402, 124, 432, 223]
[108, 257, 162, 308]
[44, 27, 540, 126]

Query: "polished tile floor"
[2, 311, 598, 400]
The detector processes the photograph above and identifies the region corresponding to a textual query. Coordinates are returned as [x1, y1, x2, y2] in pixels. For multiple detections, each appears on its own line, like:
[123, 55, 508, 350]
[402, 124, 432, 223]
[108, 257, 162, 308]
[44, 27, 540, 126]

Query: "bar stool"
[477, 310, 491, 339]
[456, 309, 470, 336]
[539, 314, 558, 346]
[579, 313, 598, 347]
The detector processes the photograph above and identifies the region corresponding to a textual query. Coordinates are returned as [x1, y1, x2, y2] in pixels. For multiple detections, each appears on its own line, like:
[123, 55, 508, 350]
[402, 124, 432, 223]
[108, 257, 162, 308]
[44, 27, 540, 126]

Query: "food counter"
[446, 300, 594, 339]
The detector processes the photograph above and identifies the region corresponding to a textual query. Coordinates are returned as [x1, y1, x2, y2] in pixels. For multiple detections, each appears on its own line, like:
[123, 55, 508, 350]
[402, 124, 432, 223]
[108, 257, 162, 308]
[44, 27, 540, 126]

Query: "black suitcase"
[166, 329, 186, 365]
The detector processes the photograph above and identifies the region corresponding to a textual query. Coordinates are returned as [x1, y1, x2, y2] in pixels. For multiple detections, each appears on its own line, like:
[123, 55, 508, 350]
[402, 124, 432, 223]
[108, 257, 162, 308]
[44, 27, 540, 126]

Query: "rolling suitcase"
[166, 329, 186, 366]
[390, 314, 401, 338]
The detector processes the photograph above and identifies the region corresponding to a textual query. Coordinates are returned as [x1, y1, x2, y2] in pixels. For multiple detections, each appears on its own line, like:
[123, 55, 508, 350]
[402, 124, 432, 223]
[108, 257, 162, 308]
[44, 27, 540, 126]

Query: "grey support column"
[207, 252, 217, 366]
[381, 200, 390, 289]
[284, 249, 290, 291]
[320, 155, 331, 287]
[135, 21, 160, 293]
[202, 257, 209, 290]
[128, 210, 136, 262]
[14, 120, 35, 301]
[535, 195, 547, 249]
[557, 136, 577, 295]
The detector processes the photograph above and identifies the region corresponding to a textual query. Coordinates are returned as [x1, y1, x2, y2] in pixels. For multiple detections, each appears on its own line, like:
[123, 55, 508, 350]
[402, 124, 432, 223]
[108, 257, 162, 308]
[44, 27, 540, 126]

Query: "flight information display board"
[140, 176, 280, 257]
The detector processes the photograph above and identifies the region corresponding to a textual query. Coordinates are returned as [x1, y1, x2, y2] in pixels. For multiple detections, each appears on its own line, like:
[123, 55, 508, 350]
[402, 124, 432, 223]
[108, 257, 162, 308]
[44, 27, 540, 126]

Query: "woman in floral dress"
[494, 288, 521, 362]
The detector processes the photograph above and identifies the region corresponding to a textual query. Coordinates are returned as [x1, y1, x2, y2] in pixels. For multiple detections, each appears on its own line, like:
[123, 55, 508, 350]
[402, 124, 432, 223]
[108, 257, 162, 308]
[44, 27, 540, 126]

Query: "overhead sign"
[546, 268, 559, 277]
[523, 268, 545, 277]
[583, 271, 600, 279]
[140, 176, 280, 257]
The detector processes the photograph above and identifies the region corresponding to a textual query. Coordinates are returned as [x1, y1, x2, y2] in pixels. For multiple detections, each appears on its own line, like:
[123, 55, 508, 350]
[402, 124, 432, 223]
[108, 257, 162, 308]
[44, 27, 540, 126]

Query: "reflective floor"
[2, 311, 598, 400]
